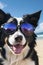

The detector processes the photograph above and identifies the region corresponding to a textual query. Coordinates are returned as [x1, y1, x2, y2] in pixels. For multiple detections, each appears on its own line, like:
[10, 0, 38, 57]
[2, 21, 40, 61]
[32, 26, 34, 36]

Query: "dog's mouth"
[11, 44, 24, 54]
[7, 42, 26, 54]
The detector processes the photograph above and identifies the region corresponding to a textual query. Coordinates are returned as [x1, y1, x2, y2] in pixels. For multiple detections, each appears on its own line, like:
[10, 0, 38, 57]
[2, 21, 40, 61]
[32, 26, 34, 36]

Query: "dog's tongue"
[12, 44, 23, 54]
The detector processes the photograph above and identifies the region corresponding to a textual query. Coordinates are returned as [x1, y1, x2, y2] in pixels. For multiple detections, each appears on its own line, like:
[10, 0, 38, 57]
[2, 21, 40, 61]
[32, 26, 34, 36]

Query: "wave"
[37, 34, 43, 38]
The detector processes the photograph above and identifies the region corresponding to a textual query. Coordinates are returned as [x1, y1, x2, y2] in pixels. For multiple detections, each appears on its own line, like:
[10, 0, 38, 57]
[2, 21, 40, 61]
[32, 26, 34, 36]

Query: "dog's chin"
[7, 42, 26, 54]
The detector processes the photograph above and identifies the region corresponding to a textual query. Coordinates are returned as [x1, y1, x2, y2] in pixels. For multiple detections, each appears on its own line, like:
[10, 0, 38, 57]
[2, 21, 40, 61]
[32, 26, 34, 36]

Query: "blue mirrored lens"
[21, 23, 34, 31]
[2, 23, 17, 30]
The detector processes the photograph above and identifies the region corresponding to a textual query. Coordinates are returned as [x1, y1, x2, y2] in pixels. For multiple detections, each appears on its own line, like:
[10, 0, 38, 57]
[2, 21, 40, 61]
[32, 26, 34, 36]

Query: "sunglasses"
[1, 22, 35, 35]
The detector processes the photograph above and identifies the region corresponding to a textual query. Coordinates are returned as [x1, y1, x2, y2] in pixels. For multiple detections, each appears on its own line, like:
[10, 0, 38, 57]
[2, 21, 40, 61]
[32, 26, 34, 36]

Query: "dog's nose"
[15, 35, 23, 42]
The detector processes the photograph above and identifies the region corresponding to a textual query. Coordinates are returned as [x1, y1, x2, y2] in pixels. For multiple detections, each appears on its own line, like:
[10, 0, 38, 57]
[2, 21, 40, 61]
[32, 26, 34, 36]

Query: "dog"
[0, 9, 41, 65]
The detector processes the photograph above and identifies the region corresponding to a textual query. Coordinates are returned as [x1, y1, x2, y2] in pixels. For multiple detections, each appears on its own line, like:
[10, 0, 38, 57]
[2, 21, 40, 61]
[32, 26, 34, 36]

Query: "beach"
[35, 37, 43, 65]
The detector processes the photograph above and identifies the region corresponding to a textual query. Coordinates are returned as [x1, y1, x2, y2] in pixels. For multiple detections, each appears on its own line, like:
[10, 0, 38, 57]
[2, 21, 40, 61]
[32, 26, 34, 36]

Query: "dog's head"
[0, 9, 41, 55]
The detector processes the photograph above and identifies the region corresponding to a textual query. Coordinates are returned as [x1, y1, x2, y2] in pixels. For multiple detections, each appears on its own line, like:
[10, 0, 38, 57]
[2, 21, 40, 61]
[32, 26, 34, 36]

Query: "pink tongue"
[12, 44, 23, 54]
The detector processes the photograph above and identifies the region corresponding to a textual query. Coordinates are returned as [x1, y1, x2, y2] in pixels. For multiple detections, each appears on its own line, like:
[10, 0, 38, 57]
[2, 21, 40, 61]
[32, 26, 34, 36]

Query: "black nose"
[15, 35, 23, 42]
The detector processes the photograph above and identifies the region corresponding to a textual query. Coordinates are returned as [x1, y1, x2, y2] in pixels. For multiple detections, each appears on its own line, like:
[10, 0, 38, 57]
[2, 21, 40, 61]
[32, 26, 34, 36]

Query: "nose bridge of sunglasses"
[17, 25, 20, 29]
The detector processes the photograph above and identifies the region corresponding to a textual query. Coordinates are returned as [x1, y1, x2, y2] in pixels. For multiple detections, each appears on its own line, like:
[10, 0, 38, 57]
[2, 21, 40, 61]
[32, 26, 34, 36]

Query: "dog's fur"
[0, 9, 41, 65]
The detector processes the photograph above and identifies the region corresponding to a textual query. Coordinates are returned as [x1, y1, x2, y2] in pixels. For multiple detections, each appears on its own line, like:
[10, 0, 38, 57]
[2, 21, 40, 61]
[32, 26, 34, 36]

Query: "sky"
[0, 0, 43, 33]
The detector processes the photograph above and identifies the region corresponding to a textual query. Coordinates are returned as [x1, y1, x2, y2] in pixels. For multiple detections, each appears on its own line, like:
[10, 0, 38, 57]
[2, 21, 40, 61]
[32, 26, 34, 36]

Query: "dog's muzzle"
[7, 35, 26, 54]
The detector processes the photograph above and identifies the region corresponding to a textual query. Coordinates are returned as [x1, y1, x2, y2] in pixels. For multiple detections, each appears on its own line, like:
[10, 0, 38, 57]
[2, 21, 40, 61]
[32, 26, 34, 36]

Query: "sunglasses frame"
[1, 22, 35, 35]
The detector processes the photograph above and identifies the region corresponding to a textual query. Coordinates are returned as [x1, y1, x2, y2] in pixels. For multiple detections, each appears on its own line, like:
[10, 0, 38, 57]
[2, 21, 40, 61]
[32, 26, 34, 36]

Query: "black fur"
[31, 50, 39, 65]
[1, 47, 6, 59]
[0, 9, 41, 65]
[23, 11, 41, 27]
[0, 9, 11, 65]
[0, 58, 4, 65]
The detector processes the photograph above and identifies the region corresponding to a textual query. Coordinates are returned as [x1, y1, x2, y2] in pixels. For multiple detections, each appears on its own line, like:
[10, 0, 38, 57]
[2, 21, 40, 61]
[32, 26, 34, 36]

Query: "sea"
[35, 32, 43, 39]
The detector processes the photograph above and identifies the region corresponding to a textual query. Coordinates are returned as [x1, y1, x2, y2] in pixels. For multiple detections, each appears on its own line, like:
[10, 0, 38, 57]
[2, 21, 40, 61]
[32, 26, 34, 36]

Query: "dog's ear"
[0, 9, 11, 26]
[0, 9, 6, 26]
[23, 11, 41, 27]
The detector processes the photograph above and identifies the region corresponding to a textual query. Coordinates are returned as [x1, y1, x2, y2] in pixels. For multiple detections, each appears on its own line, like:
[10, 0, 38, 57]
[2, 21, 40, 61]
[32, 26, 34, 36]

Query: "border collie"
[0, 9, 41, 65]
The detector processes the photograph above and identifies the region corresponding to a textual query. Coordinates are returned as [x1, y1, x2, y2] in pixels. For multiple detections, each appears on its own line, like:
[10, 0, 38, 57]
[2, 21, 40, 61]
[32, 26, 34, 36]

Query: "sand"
[35, 38, 43, 65]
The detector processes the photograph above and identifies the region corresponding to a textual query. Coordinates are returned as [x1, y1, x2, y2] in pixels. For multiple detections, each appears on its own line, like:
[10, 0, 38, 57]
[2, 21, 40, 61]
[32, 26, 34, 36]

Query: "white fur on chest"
[4, 58, 35, 65]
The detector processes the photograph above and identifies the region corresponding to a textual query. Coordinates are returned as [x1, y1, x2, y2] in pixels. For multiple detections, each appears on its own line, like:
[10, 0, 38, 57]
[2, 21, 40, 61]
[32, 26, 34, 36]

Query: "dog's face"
[0, 9, 41, 55]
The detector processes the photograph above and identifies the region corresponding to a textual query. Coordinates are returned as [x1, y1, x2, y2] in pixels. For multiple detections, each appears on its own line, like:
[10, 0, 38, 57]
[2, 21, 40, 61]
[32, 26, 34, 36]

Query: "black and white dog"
[0, 9, 41, 65]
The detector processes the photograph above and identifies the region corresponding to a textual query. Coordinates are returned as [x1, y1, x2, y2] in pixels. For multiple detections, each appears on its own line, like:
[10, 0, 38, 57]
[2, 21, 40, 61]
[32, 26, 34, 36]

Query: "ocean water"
[37, 34, 43, 38]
